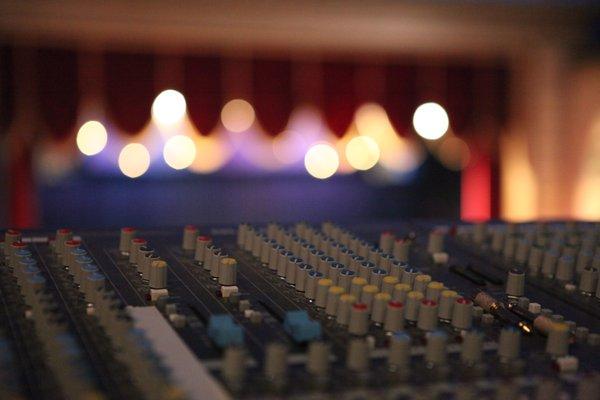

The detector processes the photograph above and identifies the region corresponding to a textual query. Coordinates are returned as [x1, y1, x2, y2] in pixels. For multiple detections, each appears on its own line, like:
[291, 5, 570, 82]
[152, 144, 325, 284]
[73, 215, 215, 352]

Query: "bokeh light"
[437, 136, 471, 170]
[304, 143, 339, 179]
[379, 136, 424, 174]
[188, 135, 232, 174]
[272, 130, 308, 165]
[76, 120, 108, 156]
[355, 103, 390, 139]
[151, 89, 187, 127]
[345, 136, 380, 171]
[118, 143, 150, 178]
[163, 135, 197, 170]
[221, 99, 255, 132]
[412, 102, 449, 140]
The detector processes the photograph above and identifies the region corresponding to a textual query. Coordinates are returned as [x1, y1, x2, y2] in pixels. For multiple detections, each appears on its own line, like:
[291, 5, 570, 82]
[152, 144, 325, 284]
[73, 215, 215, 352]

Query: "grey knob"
[371, 292, 391, 324]
[541, 250, 559, 278]
[304, 270, 324, 300]
[306, 342, 330, 377]
[210, 251, 223, 278]
[315, 278, 332, 308]
[182, 225, 198, 250]
[276, 250, 292, 277]
[427, 229, 445, 254]
[425, 281, 444, 302]
[268, 244, 284, 271]
[498, 327, 521, 362]
[203, 244, 217, 271]
[384, 301, 405, 332]
[506, 268, 525, 298]
[425, 330, 447, 365]
[401, 267, 419, 287]
[417, 300, 439, 331]
[149, 260, 168, 289]
[527, 245, 544, 275]
[222, 346, 246, 390]
[451, 297, 473, 330]
[119, 227, 136, 254]
[388, 332, 411, 369]
[405, 291, 424, 323]
[358, 261, 375, 280]
[413, 274, 432, 293]
[369, 268, 388, 289]
[360, 285, 378, 312]
[382, 276, 399, 295]
[84, 272, 106, 303]
[295, 263, 313, 292]
[461, 330, 483, 365]
[393, 239, 411, 262]
[338, 269, 356, 292]
[379, 231, 395, 253]
[438, 290, 458, 321]
[264, 343, 288, 384]
[350, 277, 368, 299]
[219, 258, 237, 286]
[318, 255, 334, 275]
[129, 238, 147, 265]
[336, 294, 356, 326]
[142, 253, 160, 281]
[55, 228, 73, 255]
[325, 286, 345, 316]
[348, 303, 369, 335]
[390, 260, 408, 279]
[545, 322, 570, 357]
[579, 267, 598, 295]
[346, 339, 370, 372]
[135, 246, 153, 274]
[194, 235, 212, 264]
[236, 223, 249, 247]
[392, 283, 411, 303]
[285, 257, 302, 285]
[555, 255, 575, 282]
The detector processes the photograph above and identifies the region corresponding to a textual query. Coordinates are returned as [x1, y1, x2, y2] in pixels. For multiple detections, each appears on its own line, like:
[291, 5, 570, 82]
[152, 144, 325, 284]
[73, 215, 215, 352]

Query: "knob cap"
[194, 235, 212, 264]
[346, 339, 370, 372]
[306, 341, 330, 377]
[219, 258, 238, 286]
[182, 225, 198, 250]
[305, 270, 324, 300]
[498, 327, 521, 362]
[222, 346, 246, 390]
[404, 291, 424, 323]
[388, 332, 411, 369]
[295, 263, 313, 292]
[413, 274, 432, 293]
[379, 231, 394, 253]
[579, 267, 598, 295]
[338, 269, 356, 292]
[381, 276, 399, 295]
[541, 250, 559, 278]
[417, 300, 439, 331]
[315, 278, 332, 308]
[392, 283, 411, 303]
[438, 290, 458, 321]
[336, 294, 356, 326]
[264, 343, 288, 384]
[149, 260, 168, 289]
[451, 297, 473, 330]
[371, 292, 391, 324]
[349, 277, 368, 298]
[325, 286, 345, 316]
[425, 281, 444, 302]
[425, 330, 447, 365]
[545, 322, 570, 357]
[556, 255, 575, 282]
[360, 285, 378, 312]
[348, 303, 369, 335]
[393, 239, 411, 262]
[506, 268, 525, 297]
[119, 227, 136, 254]
[384, 301, 404, 332]
[461, 330, 483, 365]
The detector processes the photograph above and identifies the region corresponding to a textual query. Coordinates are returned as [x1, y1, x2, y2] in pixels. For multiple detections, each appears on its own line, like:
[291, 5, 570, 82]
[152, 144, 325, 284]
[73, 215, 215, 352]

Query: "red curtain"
[252, 58, 293, 136]
[385, 63, 418, 137]
[446, 64, 475, 135]
[184, 55, 223, 135]
[104, 51, 155, 135]
[0, 46, 14, 134]
[322, 61, 356, 137]
[36, 48, 79, 141]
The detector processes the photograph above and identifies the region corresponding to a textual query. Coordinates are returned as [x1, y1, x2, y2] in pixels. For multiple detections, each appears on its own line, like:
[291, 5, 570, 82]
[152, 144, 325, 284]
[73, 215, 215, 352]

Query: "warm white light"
[118, 143, 150, 178]
[152, 89, 187, 127]
[189, 135, 231, 174]
[221, 99, 255, 132]
[163, 135, 196, 170]
[76, 121, 108, 156]
[272, 130, 307, 165]
[412, 102, 449, 140]
[345, 136, 380, 171]
[437, 136, 471, 171]
[355, 103, 390, 138]
[304, 143, 339, 179]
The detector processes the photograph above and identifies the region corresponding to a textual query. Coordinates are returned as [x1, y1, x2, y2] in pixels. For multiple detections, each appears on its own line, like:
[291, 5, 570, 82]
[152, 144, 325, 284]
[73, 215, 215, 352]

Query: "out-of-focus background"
[0, 1, 598, 229]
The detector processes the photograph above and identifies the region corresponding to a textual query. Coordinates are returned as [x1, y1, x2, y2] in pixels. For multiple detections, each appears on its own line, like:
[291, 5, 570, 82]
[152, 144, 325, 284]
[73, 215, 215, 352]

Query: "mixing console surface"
[1, 220, 599, 399]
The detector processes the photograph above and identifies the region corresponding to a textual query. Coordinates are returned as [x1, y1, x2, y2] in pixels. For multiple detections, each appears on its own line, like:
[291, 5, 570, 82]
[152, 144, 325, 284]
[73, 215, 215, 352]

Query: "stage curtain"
[322, 61, 356, 137]
[253, 58, 293, 136]
[184, 55, 223, 135]
[384, 63, 418, 137]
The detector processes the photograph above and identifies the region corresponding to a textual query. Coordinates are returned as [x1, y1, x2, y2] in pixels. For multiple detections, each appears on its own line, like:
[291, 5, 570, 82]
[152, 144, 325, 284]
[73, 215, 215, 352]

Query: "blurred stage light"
[272, 130, 308, 165]
[118, 143, 150, 178]
[304, 143, 339, 179]
[355, 103, 390, 138]
[379, 136, 424, 174]
[221, 99, 255, 132]
[437, 136, 471, 171]
[163, 135, 196, 170]
[412, 102, 449, 140]
[152, 89, 187, 127]
[76, 120, 108, 156]
[345, 136, 380, 171]
[189, 135, 231, 174]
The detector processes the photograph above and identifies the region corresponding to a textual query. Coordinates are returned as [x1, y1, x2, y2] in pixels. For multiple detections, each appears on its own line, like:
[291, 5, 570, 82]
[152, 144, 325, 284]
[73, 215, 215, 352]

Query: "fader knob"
[348, 303, 369, 335]
[506, 268, 525, 298]
[390, 260, 408, 279]
[63, 240, 81, 267]
[417, 300, 439, 331]
[527, 245, 544, 275]
[404, 291, 424, 323]
[382, 276, 399, 295]
[325, 286, 345, 316]
[306, 341, 330, 377]
[371, 292, 391, 324]
[358, 261, 375, 280]
[83, 272, 106, 303]
[461, 330, 483, 365]
[541, 250, 559, 278]
[451, 297, 473, 330]
[4, 229, 21, 252]
[286, 257, 302, 285]
[328, 262, 345, 285]
[338, 269, 356, 292]
[305, 270, 324, 300]
[392, 283, 411, 303]
[219, 258, 238, 286]
[55, 228, 73, 255]
[384, 301, 404, 332]
[315, 278, 332, 308]
[182, 225, 198, 250]
[413, 274, 431, 292]
[579, 267, 598, 295]
[425, 281, 444, 302]
[545, 322, 570, 357]
[401, 267, 419, 287]
[555, 255, 575, 282]
[264, 343, 288, 384]
[369, 268, 388, 289]
[379, 231, 395, 253]
[425, 330, 447, 366]
[336, 294, 356, 325]
[350, 277, 368, 298]
[346, 339, 370, 372]
[438, 290, 458, 321]
[194, 236, 212, 264]
[295, 263, 313, 292]
[498, 327, 521, 362]
[388, 332, 411, 369]
[149, 260, 168, 289]
[222, 347, 246, 390]
[393, 239, 411, 262]
[129, 238, 147, 265]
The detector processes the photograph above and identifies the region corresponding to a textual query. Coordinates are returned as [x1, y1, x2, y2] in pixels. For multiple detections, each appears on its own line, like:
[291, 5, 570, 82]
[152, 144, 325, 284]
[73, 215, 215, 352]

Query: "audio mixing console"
[1, 220, 599, 399]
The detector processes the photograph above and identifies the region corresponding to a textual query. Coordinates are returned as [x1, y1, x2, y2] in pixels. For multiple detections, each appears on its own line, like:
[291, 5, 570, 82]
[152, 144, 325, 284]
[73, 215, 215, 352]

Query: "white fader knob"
[149, 260, 168, 289]
[182, 225, 198, 250]
[219, 258, 238, 286]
